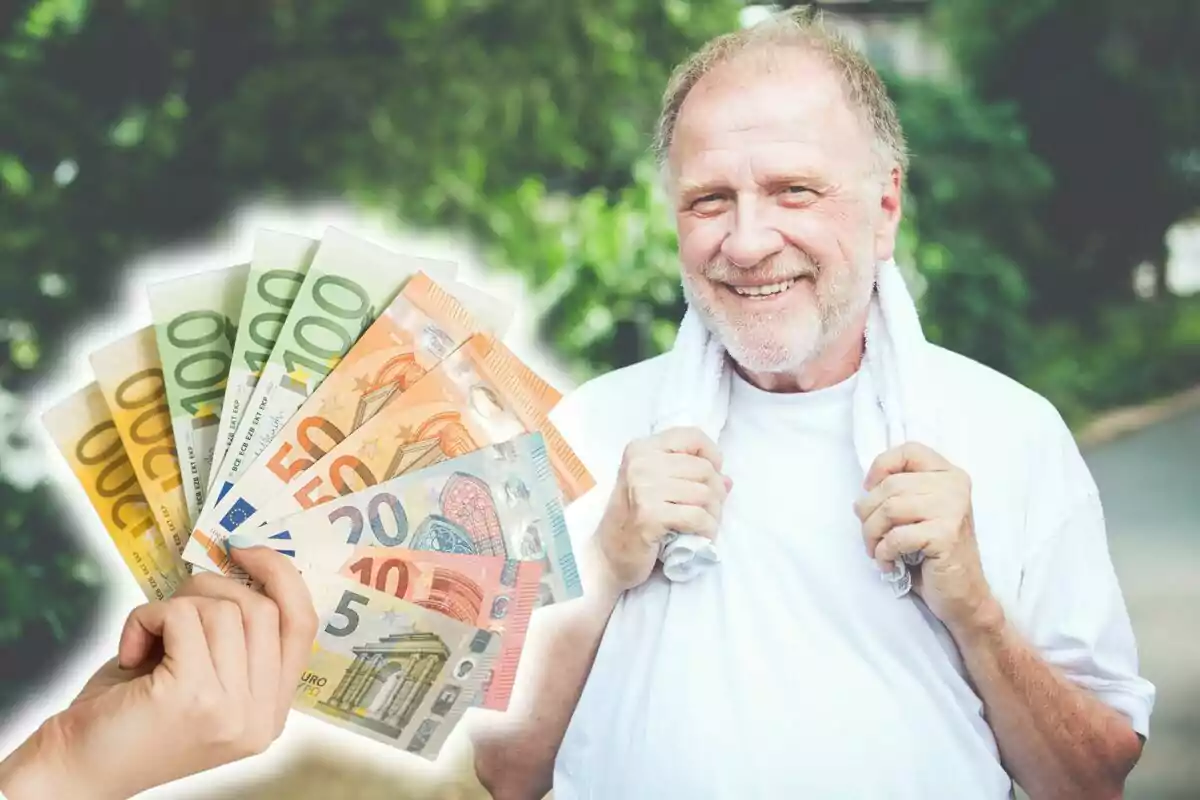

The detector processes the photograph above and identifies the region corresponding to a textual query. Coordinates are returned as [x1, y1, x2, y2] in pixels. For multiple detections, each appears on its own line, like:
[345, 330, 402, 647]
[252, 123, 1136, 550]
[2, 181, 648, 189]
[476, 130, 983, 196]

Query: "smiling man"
[470, 8, 1154, 800]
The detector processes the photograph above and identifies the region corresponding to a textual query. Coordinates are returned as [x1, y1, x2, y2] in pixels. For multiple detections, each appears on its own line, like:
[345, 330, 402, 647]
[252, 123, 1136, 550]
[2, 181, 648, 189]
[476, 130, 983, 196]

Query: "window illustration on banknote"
[321, 628, 451, 737]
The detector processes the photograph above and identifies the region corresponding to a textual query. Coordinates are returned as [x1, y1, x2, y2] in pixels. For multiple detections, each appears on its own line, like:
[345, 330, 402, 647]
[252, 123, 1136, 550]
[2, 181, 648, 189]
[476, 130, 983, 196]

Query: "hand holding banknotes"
[854, 441, 1001, 637]
[0, 545, 317, 800]
[594, 426, 732, 594]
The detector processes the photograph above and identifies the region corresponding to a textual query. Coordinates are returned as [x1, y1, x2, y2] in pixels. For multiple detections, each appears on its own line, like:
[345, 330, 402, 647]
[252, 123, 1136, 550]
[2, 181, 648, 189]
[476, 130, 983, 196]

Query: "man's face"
[669, 49, 900, 374]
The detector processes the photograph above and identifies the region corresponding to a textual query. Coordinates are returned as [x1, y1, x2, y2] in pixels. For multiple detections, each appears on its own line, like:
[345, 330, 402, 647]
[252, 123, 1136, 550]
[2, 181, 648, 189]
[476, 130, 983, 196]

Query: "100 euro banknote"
[196, 228, 457, 557]
[90, 327, 191, 574]
[149, 263, 249, 523]
[196, 271, 492, 552]
[43, 384, 182, 599]
[208, 230, 317, 493]
[297, 572, 500, 760]
[233, 431, 579, 601]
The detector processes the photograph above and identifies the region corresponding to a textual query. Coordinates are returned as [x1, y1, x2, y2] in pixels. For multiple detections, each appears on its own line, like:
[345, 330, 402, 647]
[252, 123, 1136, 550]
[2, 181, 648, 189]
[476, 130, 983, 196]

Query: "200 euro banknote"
[43, 383, 182, 599]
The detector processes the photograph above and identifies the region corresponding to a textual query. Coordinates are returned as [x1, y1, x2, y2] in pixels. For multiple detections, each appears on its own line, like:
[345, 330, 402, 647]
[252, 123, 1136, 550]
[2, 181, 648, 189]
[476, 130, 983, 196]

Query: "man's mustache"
[700, 252, 819, 284]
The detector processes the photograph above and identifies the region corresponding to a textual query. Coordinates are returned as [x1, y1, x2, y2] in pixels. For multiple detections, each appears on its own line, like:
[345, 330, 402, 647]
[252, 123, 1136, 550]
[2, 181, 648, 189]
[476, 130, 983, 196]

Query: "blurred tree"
[887, 73, 1052, 378]
[930, 0, 1200, 318]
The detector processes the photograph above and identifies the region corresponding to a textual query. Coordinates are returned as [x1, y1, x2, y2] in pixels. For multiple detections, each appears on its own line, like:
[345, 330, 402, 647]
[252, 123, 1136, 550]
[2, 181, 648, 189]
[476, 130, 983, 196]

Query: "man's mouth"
[727, 278, 797, 298]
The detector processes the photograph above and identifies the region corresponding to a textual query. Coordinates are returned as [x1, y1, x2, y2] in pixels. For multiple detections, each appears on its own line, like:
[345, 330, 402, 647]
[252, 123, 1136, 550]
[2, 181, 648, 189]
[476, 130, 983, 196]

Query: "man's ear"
[874, 165, 904, 262]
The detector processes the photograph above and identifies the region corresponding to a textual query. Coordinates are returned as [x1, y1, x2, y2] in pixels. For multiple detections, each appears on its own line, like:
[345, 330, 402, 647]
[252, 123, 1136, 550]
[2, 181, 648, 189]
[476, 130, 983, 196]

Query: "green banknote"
[148, 264, 248, 524]
[208, 231, 317, 494]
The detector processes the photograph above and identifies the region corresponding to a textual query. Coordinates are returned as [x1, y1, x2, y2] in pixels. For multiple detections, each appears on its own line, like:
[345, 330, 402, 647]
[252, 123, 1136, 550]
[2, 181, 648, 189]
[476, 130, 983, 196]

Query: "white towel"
[650, 258, 935, 596]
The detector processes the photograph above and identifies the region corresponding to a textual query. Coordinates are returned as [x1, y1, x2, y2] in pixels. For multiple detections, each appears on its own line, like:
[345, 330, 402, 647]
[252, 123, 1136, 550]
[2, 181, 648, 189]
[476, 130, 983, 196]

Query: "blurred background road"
[1084, 396, 1200, 799]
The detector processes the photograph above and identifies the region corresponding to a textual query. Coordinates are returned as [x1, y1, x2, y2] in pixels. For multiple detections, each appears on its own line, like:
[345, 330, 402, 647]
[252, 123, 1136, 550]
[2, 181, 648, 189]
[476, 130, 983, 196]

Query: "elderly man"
[471, 8, 1153, 800]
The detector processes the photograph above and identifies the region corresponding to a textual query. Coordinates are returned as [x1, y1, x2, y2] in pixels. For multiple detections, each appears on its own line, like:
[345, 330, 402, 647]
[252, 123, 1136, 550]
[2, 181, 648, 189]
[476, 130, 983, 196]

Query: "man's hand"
[854, 442, 1001, 636]
[0, 545, 318, 800]
[594, 426, 731, 595]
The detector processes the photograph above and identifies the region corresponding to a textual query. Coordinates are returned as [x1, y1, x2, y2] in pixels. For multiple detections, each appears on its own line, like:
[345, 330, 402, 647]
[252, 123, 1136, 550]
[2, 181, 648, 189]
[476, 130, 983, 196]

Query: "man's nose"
[721, 199, 784, 269]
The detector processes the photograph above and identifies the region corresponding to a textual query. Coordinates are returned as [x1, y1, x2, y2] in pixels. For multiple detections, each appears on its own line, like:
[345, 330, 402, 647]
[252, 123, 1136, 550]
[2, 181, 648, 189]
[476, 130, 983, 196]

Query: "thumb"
[117, 606, 160, 669]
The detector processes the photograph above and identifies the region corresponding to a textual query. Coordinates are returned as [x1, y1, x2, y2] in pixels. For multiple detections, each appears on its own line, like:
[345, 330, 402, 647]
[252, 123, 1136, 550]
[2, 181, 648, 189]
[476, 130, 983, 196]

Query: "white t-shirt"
[549, 344, 1154, 800]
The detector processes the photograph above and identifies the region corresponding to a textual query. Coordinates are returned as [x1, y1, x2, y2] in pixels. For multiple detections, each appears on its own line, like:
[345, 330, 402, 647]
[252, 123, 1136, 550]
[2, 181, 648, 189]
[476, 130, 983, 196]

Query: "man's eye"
[690, 194, 725, 210]
[785, 186, 813, 196]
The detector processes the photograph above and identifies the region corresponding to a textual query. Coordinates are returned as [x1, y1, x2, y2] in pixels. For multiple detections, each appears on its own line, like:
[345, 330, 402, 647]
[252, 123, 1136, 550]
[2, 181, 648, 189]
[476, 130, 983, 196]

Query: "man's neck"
[733, 307, 868, 394]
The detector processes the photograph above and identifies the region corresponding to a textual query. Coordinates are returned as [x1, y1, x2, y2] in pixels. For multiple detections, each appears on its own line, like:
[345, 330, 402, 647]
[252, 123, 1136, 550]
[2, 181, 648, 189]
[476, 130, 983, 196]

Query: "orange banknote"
[198, 272, 486, 539]
[263, 335, 592, 520]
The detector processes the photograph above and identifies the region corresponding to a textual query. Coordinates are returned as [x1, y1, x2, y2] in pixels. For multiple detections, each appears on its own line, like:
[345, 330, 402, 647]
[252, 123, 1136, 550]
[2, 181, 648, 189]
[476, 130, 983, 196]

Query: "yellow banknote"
[90, 326, 191, 575]
[43, 383, 182, 599]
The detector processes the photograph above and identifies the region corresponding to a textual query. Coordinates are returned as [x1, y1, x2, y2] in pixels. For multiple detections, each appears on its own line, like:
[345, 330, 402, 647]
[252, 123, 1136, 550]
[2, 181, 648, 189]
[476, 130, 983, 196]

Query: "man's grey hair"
[652, 5, 909, 176]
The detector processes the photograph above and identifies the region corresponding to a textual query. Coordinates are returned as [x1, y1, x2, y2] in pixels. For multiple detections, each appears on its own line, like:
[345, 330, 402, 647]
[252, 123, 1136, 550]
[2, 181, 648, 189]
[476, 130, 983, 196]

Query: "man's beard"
[681, 248, 876, 373]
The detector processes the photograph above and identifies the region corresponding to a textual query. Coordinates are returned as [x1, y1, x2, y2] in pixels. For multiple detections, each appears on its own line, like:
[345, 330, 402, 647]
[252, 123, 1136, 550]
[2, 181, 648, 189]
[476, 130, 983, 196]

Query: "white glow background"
[0, 200, 575, 797]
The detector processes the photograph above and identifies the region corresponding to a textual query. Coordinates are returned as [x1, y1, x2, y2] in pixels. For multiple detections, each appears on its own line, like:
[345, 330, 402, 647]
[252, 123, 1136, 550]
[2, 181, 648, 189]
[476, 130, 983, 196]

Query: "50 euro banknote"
[42, 384, 183, 599]
[297, 571, 500, 760]
[201, 228, 457, 526]
[199, 335, 593, 546]
[191, 271, 493, 570]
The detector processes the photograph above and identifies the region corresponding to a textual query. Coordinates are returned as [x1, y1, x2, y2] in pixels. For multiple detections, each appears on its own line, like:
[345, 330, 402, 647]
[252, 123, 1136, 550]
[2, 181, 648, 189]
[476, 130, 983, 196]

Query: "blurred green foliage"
[0, 0, 1197, 718]
[929, 0, 1200, 315]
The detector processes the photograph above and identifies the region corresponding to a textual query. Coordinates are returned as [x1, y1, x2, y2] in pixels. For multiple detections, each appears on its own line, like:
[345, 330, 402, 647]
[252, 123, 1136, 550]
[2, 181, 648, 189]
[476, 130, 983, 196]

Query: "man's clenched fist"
[594, 426, 731, 594]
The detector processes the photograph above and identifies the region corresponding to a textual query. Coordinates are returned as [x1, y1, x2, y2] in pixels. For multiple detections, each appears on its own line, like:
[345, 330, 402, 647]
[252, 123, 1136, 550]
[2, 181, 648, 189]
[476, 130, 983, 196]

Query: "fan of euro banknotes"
[41, 227, 596, 760]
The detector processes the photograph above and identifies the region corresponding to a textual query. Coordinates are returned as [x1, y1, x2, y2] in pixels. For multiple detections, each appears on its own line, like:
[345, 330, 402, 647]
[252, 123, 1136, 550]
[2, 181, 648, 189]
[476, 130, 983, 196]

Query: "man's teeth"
[732, 279, 795, 297]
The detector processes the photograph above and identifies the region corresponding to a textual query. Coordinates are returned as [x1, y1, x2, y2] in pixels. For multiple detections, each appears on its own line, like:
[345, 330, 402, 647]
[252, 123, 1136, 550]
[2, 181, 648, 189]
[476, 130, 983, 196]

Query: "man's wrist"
[946, 592, 1008, 651]
[578, 534, 626, 610]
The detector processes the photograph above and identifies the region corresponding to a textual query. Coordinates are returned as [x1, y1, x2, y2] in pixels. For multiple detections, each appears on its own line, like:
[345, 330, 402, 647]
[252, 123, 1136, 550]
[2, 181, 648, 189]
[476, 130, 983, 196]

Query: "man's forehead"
[671, 48, 862, 156]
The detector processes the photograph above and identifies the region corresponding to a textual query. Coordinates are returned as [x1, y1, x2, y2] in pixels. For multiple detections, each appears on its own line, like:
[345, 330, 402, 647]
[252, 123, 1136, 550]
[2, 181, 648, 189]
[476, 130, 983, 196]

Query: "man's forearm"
[470, 537, 622, 800]
[952, 600, 1143, 799]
